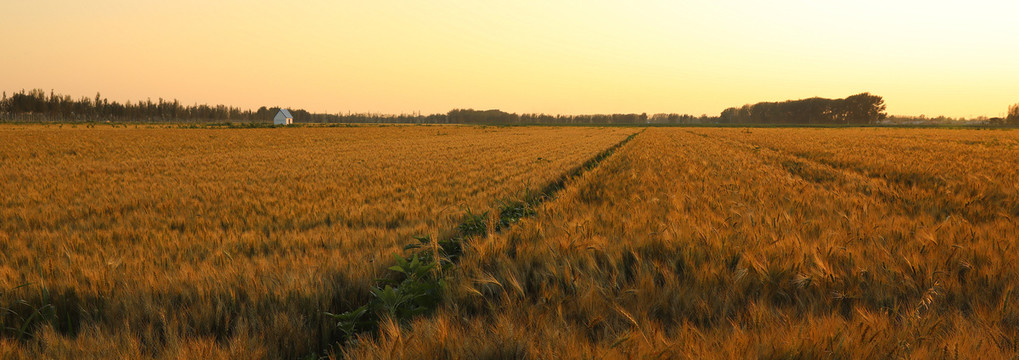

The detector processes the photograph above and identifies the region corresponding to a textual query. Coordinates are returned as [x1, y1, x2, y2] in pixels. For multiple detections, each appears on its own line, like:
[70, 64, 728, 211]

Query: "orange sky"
[3, 1, 1018, 118]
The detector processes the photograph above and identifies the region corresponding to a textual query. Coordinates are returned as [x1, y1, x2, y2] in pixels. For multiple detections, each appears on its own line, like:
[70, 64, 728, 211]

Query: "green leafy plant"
[327, 253, 445, 339]
[1, 283, 55, 342]
[496, 200, 536, 231]
[404, 235, 461, 265]
[458, 207, 488, 238]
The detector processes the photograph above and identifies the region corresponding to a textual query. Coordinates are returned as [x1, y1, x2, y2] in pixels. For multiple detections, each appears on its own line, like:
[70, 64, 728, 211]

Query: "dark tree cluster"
[1008, 103, 1019, 126]
[719, 93, 888, 125]
[446, 109, 520, 124]
[1, 89, 258, 122]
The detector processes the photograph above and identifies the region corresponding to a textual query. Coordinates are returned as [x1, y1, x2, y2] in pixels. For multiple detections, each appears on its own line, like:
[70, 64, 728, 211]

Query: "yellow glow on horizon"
[3, 0, 1018, 118]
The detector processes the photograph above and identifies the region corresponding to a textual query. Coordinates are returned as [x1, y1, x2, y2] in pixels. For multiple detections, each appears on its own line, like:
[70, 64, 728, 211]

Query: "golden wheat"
[4, 125, 1016, 359]
[345, 127, 1019, 359]
[0, 124, 635, 357]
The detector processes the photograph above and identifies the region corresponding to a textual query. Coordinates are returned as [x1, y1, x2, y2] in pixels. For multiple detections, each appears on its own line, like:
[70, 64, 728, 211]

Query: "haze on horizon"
[2, 0, 1017, 118]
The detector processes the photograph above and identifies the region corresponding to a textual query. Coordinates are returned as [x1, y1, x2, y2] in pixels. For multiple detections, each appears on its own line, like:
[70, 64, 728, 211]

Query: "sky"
[2, 0, 1018, 118]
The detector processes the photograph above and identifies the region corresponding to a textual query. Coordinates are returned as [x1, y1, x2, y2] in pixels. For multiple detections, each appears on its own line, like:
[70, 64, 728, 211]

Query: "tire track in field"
[731, 133, 1011, 223]
[685, 129, 890, 201]
[696, 129, 1008, 223]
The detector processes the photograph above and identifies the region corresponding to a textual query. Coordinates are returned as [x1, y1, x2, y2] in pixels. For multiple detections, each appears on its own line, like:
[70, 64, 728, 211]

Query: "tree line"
[719, 93, 887, 125]
[4, 88, 1014, 126]
[444, 109, 714, 125]
[0, 89, 425, 123]
[1, 89, 259, 122]
[0, 89, 708, 125]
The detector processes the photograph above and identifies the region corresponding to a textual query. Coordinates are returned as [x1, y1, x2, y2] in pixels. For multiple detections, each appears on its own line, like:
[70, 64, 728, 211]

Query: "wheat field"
[343, 127, 1019, 359]
[0, 124, 636, 358]
[2, 125, 1017, 359]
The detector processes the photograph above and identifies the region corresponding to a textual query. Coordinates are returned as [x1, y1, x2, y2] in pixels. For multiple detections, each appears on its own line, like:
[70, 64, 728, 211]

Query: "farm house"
[273, 109, 293, 125]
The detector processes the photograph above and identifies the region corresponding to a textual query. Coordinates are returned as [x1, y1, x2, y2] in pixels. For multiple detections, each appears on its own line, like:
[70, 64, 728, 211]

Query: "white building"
[274, 109, 293, 125]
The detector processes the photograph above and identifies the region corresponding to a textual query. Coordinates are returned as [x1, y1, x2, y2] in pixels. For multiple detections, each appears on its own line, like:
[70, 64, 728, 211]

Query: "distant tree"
[719, 107, 737, 124]
[1008, 103, 1019, 126]
[843, 92, 887, 124]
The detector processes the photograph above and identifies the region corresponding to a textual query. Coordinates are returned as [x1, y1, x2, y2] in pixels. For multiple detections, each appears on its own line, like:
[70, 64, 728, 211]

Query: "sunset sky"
[3, 1, 1017, 118]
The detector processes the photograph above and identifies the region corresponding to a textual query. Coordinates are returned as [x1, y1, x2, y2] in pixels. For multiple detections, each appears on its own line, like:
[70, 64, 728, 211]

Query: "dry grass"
[0, 124, 635, 358]
[343, 127, 1019, 359]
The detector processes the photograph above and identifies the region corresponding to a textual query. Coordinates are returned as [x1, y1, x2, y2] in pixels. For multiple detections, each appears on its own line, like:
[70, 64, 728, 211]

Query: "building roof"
[276, 109, 293, 118]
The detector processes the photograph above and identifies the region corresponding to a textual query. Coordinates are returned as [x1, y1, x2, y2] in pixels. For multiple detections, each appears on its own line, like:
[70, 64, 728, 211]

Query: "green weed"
[1, 283, 56, 342]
